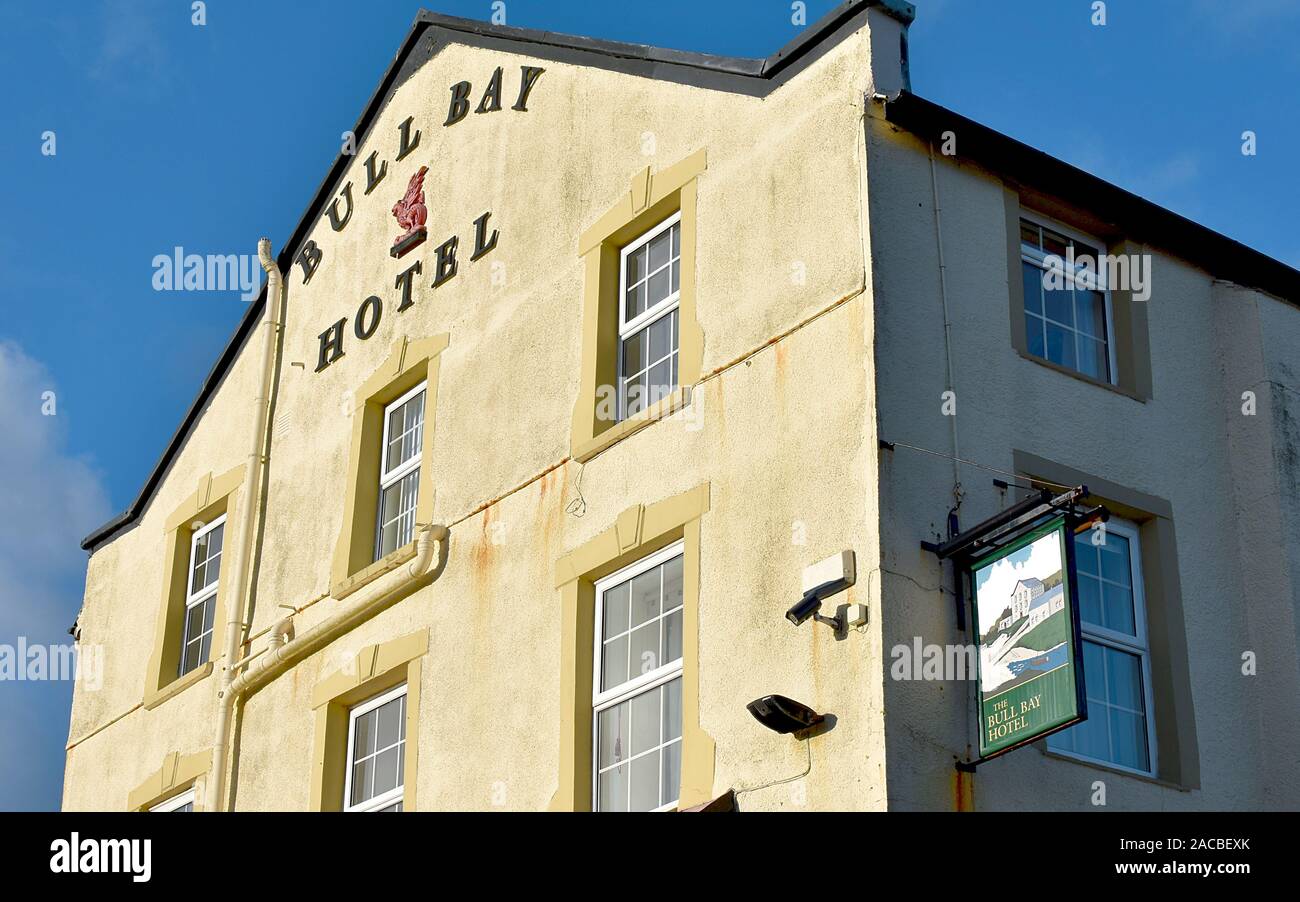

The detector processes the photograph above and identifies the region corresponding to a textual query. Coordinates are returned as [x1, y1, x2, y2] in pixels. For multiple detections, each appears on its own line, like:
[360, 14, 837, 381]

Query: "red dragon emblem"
[390, 165, 429, 257]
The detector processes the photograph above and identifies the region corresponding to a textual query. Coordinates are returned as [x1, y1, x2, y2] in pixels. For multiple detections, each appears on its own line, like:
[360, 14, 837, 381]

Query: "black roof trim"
[881, 91, 1300, 307]
[80, 1, 914, 552]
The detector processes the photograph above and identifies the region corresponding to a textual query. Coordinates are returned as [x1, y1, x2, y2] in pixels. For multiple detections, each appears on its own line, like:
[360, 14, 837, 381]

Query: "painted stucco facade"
[63, 1, 1300, 812]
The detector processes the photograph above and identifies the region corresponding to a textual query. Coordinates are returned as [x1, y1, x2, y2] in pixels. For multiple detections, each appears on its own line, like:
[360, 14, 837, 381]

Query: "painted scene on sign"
[975, 530, 1070, 697]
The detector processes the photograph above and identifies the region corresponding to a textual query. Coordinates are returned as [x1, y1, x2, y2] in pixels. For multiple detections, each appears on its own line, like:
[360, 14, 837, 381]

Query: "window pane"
[671, 260, 680, 293]
[648, 313, 673, 363]
[371, 747, 401, 798]
[384, 392, 425, 474]
[625, 281, 645, 322]
[647, 361, 673, 407]
[622, 331, 645, 380]
[1072, 239, 1101, 263]
[601, 635, 628, 692]
[630, 687, 661, 757]
[376, 698, 402, 750]
[1025, 313, 1046, 358]
[1068, 700, 1110, 760]
[629, 751, 660, 812]
[648, 229, 671, 271]
[661, 741, 681, 808]
[623, 372, 646, 418]
[663, 556, 683, 611]
[646, 267, 670, 308]
[1099, 533, 1132, 584]
[376, 469, 419, 558]
[190, 561, 207, 595]
[354, 709, 376, 758]
[1043, 286, 1073, 326]
[1077, 337, 1107, 380]
[1019, 221, 1040, 247]
[1074, 290, 1106, 338]
[351, 758, 372, 806]
[598, 701, 629, 769]
[1103, 582, 1136, 636]
[1045, 323, 1076, 370]
[664, 678, 683, 742]
[1077, 576, 1101, 627]
[597, 762, 629, 812]
[1075, 538, 1098, 574]
[628, 622, 660, 676]
[1042, 228, 1068, 257]
[626, 245, 646, 286]
[1106, 646, 1144, 711]
[1083, 640, 1107, 703]
[628, 568, 661, 627]
[602, 582, 630, 639]
[1110, 708, 1149, 771]
[664, 609, 682, 666]
[181, 638, 202, 675]
[1022, 261, 1043, 316]
[671, 223, 680, 258]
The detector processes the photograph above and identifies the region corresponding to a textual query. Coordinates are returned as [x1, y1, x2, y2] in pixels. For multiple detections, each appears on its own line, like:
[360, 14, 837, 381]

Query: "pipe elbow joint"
[257, 237, 277, 274]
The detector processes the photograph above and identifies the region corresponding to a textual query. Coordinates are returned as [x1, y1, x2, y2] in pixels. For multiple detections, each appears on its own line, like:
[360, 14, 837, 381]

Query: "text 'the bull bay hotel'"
[64, 1, 1300, 812]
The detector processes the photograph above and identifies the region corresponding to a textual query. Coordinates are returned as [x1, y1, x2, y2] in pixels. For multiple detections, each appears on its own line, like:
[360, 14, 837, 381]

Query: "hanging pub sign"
[967, 514, 1087, 760]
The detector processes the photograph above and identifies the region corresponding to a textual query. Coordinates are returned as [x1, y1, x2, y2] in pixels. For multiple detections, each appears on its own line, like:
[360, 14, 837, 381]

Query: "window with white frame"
[375, 383, 426, 560]
[618, 213, 681, 421]
[180, 515, 225, 676]
[1048, 519, 1156, 775]
[1020, 214, 1116, 383]
[593, 542, 684, 811]
[343, 684, 407, 812]
[149, 789, 195, 812]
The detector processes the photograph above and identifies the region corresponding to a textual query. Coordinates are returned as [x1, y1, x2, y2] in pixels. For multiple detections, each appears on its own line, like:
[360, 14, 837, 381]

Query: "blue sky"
[0, 0, 1295, 810]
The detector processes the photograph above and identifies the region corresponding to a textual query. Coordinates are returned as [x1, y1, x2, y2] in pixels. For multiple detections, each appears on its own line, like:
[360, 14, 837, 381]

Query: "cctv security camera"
[786, 578, 850, 629]
[786, 593, 823, 626]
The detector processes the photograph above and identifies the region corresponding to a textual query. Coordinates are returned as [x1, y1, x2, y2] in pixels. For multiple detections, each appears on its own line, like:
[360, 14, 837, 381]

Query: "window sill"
[1036, 745, 1189, 792]
[331, 541, 420, 601]
[1016, 349, 1147, 403]
[143, 661, 213, 710]
[573, 386, 692, 464]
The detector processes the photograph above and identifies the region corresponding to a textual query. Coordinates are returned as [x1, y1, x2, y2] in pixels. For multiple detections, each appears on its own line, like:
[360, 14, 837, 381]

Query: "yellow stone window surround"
[143, 465, 246, 710]
[309, 630, 428, 811]
[570, 150, 707, 463]
[331, 334, 449, 598]
[550, 483, 716, 810]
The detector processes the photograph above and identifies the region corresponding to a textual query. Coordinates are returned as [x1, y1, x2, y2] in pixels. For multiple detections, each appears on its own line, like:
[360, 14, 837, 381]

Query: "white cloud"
[0, 341, 111, 641]
[973, 531, 1062, 635]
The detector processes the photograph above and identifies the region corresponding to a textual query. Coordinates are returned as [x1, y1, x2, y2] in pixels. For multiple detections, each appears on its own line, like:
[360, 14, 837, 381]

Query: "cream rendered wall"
[865, 114, 1300, 810]
[67, 14, 896, 811]
[63, 326, 264, 809]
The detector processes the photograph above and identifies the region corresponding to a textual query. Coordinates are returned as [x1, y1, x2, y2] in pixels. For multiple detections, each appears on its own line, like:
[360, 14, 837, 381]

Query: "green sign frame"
[967, 515, 1087, 760]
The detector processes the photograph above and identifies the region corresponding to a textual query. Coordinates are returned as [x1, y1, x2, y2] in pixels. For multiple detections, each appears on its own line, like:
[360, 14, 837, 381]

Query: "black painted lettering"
[396, 115, 421, 160]
[326, 182, 354, 231]
[476, 67, 503, 114]
[296, 241, 322, 284]
[364, 151, 388, 194]
[512, 66, 545, 111]
[432, 235, 459, 287]
[395, 260, 422, 312]
[446, 81, 472, 126]
[471, 211, 499, 261]
[354, 295, 383, 340]
[316, 318, 347, 372]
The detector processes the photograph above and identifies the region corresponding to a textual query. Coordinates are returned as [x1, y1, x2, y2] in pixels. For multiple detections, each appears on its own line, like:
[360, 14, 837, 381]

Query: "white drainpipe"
[207, 522, 449, 810]
[205, 240, 452, 811]
[205, 239, 282, 812]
